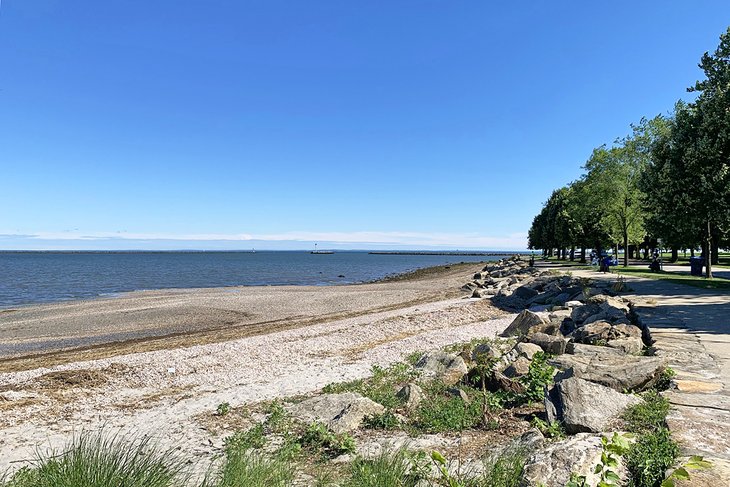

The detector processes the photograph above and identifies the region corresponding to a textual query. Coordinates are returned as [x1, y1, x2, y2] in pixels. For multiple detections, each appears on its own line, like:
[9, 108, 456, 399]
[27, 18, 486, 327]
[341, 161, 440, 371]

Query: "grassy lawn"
[614, 266, 730, 291]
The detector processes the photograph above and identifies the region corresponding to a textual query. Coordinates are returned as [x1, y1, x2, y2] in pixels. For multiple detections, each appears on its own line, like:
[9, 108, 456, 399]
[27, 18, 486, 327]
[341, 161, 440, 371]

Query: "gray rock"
[515, 342, 543, 360]
[606, 337, 643, 355]
[549, 292, 571, 305]
[522, 433, 628, 487]
[545, 377, 642, 433]
[570, 303, 601, 324]
[566, 342, 625, 356]
[415, 351, 468, 386]
[286, 393, 385, 433]
[503, 356, 532, 378]
[513, 285, 539, 300]
[396, 383, 425, 410]
[471, 343, 500, 362]
[529, 332, 567, 355]
[549, 354, 666, 392]
[501, 310, 546, 337]
[572, 320, 613, 344]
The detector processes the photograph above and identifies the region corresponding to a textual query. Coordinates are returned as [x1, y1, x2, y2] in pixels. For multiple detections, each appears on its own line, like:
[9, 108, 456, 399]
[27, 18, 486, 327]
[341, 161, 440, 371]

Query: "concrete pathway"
[563, 267, 730, 485]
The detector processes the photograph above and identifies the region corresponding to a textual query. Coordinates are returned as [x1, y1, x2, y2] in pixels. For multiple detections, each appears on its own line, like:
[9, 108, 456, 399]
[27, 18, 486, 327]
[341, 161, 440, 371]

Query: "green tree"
[687, 27, 730, 278]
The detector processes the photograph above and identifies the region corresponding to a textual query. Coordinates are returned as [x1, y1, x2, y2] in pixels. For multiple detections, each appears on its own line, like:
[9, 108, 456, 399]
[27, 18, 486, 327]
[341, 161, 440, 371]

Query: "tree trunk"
[570, 246, 575, 261]
[623, 234, 629, 267]
[671, 248, 678, 263]
[706, 220, 713, 279]
[691, 247, 695, 257]
[580, 245, 587, 264]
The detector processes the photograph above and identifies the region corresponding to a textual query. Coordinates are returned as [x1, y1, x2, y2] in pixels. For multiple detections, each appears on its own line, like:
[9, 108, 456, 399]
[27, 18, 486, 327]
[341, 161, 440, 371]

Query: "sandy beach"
[0, 262, 513, 474]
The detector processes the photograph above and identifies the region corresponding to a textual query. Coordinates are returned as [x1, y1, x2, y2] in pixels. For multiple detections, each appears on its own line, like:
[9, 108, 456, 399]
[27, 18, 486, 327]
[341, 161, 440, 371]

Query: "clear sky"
[2, 1, 729, 250]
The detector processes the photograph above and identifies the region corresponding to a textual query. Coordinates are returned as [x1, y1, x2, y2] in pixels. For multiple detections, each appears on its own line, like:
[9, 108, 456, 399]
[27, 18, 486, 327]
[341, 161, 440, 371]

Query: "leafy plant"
[298, 422, 356, 458]
[216, 402, 231, 417]
[517, 352, 555, 403]
[626, 428, 678, 487]
[596, 432, 633, 486]
[530, 417, 566, 439]
[661, 456, 712, 487]
[225, 423, 266, 452]
[623, 391, 670, 433]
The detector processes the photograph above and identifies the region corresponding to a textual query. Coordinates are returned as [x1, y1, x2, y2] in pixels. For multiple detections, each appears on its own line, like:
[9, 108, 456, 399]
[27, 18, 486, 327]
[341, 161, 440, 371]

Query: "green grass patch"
[1, 432, 188, 487]
[321, 362, 417, 409]
[615, 267, 730, 291]
[205, 449, 294, 487]
[411, 383, 486, 433]
[343, 450, 421, 487]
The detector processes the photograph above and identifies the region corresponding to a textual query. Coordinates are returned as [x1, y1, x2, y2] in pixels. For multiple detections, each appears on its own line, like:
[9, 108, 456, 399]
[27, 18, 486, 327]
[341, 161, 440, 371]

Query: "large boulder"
[529, 332, 567, 355]
[606, 337, 643, 355]
[572, 321, 643, 345]
[545, 377, 642, 433]
[522, 433, 628, 487]
[501, 310, 546, 337]
[513, 285, 539, 300]
[286, 393, 385, 433]
[549, 355, 667, 392]
[415, 351, 468, 385]
[515, 342, 543, 360]
[566, 342, 625, 357]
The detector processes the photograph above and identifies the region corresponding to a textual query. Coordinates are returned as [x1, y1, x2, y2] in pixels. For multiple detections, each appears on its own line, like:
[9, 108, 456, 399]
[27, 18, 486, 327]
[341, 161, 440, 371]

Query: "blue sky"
[1, 1, 729, 250]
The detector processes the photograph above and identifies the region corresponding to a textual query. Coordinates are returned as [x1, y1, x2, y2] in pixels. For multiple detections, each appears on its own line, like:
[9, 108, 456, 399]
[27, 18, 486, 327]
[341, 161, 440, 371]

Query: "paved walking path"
[567, 267, 730, 485]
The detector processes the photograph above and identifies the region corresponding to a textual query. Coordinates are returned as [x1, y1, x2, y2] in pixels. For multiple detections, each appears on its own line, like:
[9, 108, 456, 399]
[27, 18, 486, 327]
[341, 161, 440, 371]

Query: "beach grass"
[0, 432, 189, 487]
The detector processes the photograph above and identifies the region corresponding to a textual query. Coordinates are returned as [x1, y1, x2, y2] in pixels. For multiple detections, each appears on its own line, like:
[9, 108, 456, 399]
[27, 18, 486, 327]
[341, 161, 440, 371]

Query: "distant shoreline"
[369, 251, 527, 256]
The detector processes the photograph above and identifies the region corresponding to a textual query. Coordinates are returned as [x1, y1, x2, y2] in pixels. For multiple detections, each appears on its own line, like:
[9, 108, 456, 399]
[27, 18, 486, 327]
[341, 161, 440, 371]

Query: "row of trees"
[528, 27, 730, 278]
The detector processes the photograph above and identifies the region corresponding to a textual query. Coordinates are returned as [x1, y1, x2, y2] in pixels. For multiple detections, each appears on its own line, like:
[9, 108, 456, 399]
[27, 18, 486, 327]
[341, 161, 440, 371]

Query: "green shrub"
[623, 391, 670, 433]
[1, 432, 188, 487]
[625, 428, 678, 487]
[298, 422, 356, 458]
[517, 352, 555, 403]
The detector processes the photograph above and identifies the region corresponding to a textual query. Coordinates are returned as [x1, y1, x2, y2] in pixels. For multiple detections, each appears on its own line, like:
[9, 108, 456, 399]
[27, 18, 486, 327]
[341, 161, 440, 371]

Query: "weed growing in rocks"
[363, 410, 402, 430]
[344, 449, 422, 487]
[622, 391, 670, 433]
[298, 422, 356, 458]
[216, 402, 231, 417]
[322, 362, 416, 409]
[204, 449, 294, 487]
[517, 352, 555, 403]
[412, 383, 485, 433]
[530, 417, 566, 439]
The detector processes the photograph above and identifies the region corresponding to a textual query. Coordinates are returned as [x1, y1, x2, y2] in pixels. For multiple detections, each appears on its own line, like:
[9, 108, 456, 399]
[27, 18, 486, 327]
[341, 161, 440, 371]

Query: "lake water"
[0, 251, 505, 308]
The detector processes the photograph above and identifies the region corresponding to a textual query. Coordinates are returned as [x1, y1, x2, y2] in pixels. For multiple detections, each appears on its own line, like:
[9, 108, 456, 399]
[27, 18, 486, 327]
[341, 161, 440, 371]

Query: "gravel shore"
[0, 262, 513, 474]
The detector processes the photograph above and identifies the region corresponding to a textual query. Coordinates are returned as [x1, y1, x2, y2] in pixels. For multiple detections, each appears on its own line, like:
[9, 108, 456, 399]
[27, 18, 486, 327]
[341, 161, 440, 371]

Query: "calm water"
[0, 251, 503, 309]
